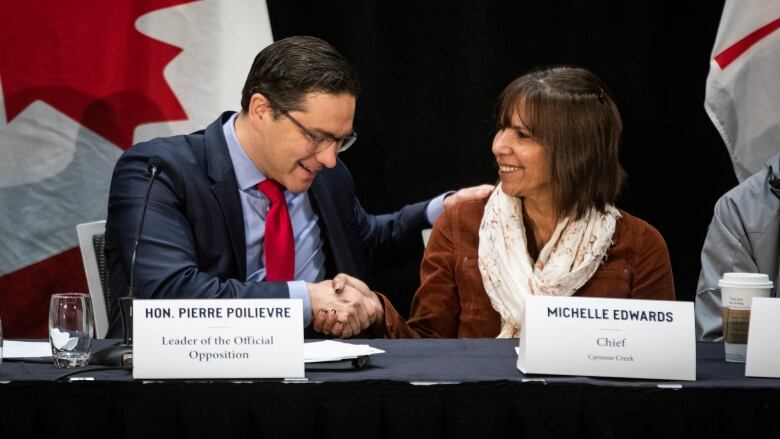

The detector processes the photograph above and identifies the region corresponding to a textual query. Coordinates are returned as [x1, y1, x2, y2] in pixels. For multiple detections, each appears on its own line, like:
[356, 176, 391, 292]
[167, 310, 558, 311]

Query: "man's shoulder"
[316, 158, 353, 183]
[717, 153, 779, 211]
[125, 129, 206, 161]
[116, 113, 232, 177]
[713, 165, 779, 231]
[123, 113, 230, 160]
[721, 169, 768, 203]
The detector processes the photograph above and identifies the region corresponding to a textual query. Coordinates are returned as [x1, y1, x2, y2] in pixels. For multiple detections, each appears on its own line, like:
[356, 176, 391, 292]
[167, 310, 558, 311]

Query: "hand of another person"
[332, 273, 385, 332]
[443, 184, 494, 211]
[308, 278, 372, 338]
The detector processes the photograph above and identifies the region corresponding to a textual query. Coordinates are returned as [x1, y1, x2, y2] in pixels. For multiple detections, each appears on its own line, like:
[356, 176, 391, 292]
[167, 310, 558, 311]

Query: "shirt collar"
[223, 112, 266, 191]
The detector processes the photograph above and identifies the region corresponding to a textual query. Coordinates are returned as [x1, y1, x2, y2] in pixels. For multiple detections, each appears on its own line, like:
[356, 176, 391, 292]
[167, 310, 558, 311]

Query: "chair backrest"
[76, 220, 110, 338]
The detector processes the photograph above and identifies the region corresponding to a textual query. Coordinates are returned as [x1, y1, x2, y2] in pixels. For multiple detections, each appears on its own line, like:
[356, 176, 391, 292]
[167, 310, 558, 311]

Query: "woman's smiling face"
[491, 109, 550, 201]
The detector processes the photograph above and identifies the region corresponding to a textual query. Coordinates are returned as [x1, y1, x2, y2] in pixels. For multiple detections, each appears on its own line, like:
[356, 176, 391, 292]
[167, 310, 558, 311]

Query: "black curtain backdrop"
[267, 0, 736, 312]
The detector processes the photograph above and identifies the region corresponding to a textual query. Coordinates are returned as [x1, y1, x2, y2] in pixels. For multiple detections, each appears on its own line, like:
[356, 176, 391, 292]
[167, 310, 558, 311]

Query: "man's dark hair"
[241, 36, 360, 116]
[496, 66, 625, 220]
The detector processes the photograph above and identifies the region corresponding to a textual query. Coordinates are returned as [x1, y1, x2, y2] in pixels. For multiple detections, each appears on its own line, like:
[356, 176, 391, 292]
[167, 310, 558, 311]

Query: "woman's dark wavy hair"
[241, 36, 360, 116]
[496, 66, 625, 220]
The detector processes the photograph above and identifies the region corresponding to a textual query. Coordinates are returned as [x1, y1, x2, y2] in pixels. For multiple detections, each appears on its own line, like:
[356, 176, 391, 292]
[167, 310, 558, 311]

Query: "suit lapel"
[309, 176, 358, 275]
[206, 112, 247, 280]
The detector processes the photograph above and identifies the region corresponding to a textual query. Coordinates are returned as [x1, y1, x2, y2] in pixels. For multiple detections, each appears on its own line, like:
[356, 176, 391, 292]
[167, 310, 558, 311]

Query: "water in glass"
[49, 293, 94, 368]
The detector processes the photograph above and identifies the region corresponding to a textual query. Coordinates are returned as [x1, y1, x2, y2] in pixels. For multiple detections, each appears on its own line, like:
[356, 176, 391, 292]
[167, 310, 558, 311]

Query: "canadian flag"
[704, 0, 780, 182]
[0, 0, 273, 337]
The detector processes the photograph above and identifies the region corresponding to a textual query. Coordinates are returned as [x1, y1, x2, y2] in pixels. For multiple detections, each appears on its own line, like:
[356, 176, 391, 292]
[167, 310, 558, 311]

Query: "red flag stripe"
[715, 17, 780, 69]
[0, 248, 87, 338]
[0, 0, 190, 148]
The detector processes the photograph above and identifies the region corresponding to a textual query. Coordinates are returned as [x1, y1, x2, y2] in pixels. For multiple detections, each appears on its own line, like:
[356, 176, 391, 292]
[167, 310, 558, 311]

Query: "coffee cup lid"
[718, 272, 774, 289]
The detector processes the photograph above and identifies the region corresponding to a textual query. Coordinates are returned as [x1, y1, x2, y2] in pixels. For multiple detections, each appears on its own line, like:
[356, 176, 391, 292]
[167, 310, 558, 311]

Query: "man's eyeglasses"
[281, 110, 357, 154]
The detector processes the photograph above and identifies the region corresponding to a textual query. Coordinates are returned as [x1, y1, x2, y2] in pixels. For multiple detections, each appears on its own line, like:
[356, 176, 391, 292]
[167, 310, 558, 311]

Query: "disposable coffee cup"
[719, 273, 774, 363]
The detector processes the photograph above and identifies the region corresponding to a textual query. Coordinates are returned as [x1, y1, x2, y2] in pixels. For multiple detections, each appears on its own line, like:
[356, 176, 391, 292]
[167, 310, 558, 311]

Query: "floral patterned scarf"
[478, 184, 620, 338]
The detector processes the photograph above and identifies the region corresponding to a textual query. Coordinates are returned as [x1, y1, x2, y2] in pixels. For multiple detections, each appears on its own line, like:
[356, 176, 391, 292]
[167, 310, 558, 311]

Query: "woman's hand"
[310, 274, 384, 338]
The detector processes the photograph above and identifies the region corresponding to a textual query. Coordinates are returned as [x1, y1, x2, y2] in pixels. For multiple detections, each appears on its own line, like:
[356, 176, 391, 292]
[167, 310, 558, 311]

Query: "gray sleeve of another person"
[695, 161, 780, 341]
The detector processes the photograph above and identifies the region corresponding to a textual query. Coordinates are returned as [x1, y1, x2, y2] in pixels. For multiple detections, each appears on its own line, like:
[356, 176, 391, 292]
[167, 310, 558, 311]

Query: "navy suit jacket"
[105, 112, 429, 337]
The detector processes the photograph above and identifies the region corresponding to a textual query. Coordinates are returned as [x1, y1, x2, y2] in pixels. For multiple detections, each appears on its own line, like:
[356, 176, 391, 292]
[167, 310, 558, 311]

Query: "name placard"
[517, 296, 695, 381]
[133, 299, 304, 379]
[745, 297, 780, 378]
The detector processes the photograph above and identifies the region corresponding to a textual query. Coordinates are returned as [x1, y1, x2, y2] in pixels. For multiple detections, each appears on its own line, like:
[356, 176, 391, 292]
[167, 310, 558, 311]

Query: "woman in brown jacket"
[325, 66, 675, 338]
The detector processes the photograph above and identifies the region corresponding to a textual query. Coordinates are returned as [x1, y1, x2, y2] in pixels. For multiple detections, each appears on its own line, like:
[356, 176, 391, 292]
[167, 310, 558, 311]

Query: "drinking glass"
[49, 293, 94, 368]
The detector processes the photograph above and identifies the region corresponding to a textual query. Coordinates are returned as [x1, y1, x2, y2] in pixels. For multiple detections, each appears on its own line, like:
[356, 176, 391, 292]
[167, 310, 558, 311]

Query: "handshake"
[307, 274, 385, 338]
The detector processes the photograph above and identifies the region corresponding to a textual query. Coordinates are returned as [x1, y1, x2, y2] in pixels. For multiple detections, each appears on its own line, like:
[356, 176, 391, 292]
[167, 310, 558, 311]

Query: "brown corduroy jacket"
[380, 199, 676, 338]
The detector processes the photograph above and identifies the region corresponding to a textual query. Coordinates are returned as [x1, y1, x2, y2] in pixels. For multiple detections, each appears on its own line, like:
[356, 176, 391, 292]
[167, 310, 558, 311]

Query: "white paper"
[2, 340, 52, 358]
[304, 340, 385, 363]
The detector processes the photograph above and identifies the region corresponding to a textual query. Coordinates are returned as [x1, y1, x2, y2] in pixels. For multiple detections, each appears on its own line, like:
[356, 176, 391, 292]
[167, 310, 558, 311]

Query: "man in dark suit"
[105, 36, 490, 338]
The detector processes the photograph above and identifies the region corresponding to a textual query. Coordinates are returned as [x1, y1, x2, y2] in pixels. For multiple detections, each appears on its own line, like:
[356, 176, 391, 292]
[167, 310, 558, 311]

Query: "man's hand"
[309, 274, 384, 338]
[443, 184, 494, 211]
[332, 273, 384, 329]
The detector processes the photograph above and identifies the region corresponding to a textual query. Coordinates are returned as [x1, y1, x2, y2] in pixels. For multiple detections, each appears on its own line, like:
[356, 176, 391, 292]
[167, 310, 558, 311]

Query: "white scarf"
[478, 184, 620, 338]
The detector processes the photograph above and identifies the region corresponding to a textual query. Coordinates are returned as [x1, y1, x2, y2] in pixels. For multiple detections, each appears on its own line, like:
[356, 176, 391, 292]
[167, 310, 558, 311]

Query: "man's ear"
[248, 93, 273, 122]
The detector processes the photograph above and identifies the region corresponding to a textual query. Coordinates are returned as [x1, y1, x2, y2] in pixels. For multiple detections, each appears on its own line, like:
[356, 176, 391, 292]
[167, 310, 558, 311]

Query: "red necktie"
[258, 179, 295, 281]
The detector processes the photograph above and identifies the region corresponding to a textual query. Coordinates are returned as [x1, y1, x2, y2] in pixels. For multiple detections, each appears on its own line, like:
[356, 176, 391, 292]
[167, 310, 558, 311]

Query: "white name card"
[745, 297, 780, 378]
[133, 299, 304, 379]
[517, 296, 695, 381]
